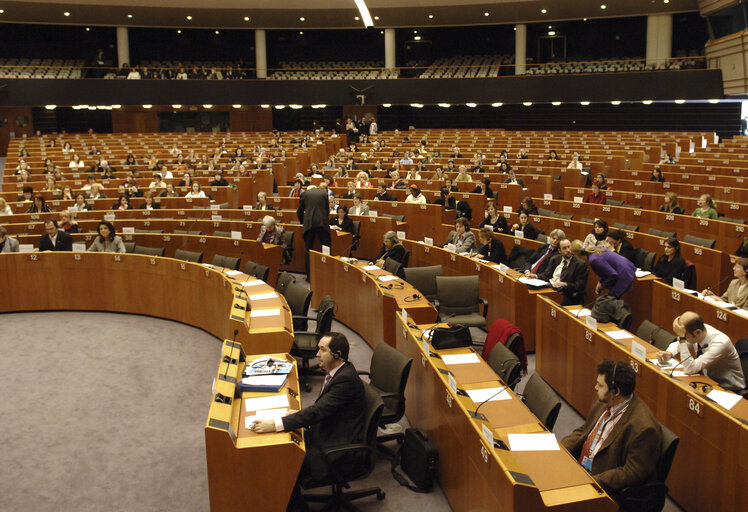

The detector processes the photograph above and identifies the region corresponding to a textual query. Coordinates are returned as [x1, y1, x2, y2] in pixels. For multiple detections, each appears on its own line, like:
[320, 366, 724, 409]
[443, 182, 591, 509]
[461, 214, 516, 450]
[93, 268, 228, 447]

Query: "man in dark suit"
[39, 219, 73, 251]
[523, 229, 565, 276]
[605, 229, 636, 264]
[503, 170, 525, 188]
[252, 333, 365, 482]
[297, 185, 331, 277]
[537, 238, 589, 305]
[373, 181, 396, 202]
[562, 359, 662, 504]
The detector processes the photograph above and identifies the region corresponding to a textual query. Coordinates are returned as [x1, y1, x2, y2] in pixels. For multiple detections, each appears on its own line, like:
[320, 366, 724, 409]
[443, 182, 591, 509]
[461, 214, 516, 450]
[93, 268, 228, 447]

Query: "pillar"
[515, 24, 527, 75]
[385, 28, 396, 69]
[255, 29, 267, 79]
[116, 27, 130, 67]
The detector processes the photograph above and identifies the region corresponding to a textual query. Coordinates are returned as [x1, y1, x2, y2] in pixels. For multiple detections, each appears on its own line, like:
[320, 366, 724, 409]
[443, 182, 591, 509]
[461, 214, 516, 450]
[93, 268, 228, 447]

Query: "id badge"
[581, 456, 593, 472]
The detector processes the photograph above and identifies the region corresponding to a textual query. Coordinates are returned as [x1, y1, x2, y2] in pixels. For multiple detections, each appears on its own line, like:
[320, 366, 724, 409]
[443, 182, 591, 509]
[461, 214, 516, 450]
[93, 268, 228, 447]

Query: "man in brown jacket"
[561, 359, 662, 503]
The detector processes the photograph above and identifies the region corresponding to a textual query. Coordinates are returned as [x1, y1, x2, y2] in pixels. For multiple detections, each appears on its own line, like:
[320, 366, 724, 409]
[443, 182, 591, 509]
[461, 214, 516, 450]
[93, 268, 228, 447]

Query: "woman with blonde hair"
[0, 197, 13, 215]
[355, 171, 371, 188]
[659, 192, 684, 214]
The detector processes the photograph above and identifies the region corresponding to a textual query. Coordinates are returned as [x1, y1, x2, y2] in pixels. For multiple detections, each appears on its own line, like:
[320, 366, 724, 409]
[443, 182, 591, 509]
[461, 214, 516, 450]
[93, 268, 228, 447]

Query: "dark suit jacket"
[374, 192, 397, 202]
[282, 361, 365, 451]
[616, 239, 636, 263]
[478, 239, 507, 265]
[538, 255, 589, 302]
[523, 243, 559, 274]
[139, 203, 161, 209]
[375, 243, 406, 263]
[504, 178, 526, 188]
[561, 395, 661, 492]
[297, 188, 331, 235]
[39, 230, 73, 251]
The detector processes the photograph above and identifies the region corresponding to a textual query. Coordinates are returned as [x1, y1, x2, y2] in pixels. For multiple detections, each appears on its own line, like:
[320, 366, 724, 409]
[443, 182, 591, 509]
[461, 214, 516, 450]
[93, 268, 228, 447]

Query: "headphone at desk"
[403, 293, 422, 302]
[689, 381, 713, 394]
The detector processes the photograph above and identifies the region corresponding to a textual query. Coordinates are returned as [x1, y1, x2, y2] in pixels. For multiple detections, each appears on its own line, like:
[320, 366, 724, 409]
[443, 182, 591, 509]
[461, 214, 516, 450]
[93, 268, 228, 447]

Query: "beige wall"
[706, 30, 748, 95]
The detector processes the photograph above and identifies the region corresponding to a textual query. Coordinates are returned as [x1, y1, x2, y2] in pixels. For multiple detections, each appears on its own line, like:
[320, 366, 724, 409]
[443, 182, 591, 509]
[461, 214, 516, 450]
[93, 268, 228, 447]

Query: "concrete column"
[116, 27, 130, 67]
[646, 15, 672, 68]
[515, 23, 527, 75]
[385, 28, 396, 69]
[255, 29, 267, 79]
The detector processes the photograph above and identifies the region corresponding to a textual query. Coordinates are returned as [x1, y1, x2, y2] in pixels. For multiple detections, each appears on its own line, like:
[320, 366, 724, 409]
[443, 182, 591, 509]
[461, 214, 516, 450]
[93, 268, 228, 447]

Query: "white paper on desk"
[362, 265, 379, 271]
[446, 243, 456, 253]
[250, 308, 281, 318]
[518, 277, 549, 287]
[72, 243, 87, 252]
[240, 279, 265, 287]
[231, 231, 242, 240]
[122, 226, 135, 234]
[202, 263, 214, 268]
[397, 230, 406, 240]
[503, 206, 513, 213]
[707, 389, 742, 411]
[245, 408, 289, 428]
[732, 308, 748, 318]
[225, 270, 242, 276]
[635, 270, 651, 278]
[249, 292, 278, 301]
[648, 358, 677, 370]
[670, 370, 688, 377]
[507, 433, 560, 451]
[378, 275, 398, 282]
[424, 237, 433, 246]
[244, 394, 290, 412]
[673, 278, 685, 290]
[466, 386, 511, 403]
[514, 230, 524, 239]
[606, 330, 633, 340]
[442, 353, 481, 365]
[568, 308, 592, 317]
[631, 340, 647, 361]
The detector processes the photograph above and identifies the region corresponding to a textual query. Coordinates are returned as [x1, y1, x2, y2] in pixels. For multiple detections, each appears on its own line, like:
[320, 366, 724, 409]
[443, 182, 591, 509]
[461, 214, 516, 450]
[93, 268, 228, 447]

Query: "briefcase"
[430, 325, 471, 349]
[391, 428, 439, 492]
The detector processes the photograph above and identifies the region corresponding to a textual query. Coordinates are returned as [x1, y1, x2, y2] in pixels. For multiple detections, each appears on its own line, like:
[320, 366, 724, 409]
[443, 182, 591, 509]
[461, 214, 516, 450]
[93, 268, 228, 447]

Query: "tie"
[531, 247, 552, 273]
[578, 408, 612, 465]
[320, 373, 332, 395]
[560, 258, 569, 280]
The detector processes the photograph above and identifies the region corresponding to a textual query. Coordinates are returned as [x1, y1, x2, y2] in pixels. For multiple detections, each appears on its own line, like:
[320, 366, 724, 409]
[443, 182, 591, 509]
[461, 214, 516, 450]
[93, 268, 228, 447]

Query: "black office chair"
[383, 257, 403, 279]
[123, 242, 136, 253]
[683, 234, 716, 249]
[403, 265, 443, 302]
[173, 249, 203, 263]
[618, 422, 680, 512]
[291, 296, 336, 391]
[357, 342, 412, 454]
[487, 343, 522, 390]
[435, 275, 488, 328]
[736, 338, 748, 397]
[275, 271, 296, 295]
[401, 248, 410, 268]
[212, 254, 241, 270]
[133, 245, 166, 257]
[282, 230, 295, 265]
[522, 373, 562, 431]
[212, 231, 231, 238]
[351, 220, 361, 253]
[244, 260, 270, 282]
[301, 384, 386, 508]
[284, 282, 313, 332]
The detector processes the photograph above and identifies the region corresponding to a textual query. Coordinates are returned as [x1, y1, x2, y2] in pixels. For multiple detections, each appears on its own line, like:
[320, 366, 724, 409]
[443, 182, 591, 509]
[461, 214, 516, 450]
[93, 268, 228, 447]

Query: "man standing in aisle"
[297, 185, 331, 278]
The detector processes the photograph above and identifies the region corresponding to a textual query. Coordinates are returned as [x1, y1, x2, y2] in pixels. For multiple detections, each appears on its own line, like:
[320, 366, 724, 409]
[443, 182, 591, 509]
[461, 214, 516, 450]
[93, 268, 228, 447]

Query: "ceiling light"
[600, 4, 607, 9]
[127, 14, 133, 19]
[215, 30, 220, 34]
[548, 25, 552, 29]
[382, 103, 391, 108]
[413, 30, 418, 34]
[142, 104, 152, 109]
[203, 104, 213, 108]
[355, 17, 360, 21]
[491, 102, 503, 107]
[112, 105, 121, 109]
[410, 103, 424, 108]
[177, 30, 181, 34]
[311, 104, 327, 109]
[541, 9, 547, 14]
[664, 0, 670, 3]
[97, 105, 112, 110]
[63, 11, 70, 17]
[172, 104, 182, 109]
[552, 101, 561, 106]
[275, 105, 286, 109]
[260, 104, 270, 108]
[465, 103, 477, 108]
[611, 100, 621, 105]
[708, 99, 720, 104]
[523, 102, 532, 106]
[438, 103, 451, 108]
[414, 36, 422, 40]
[186, 15, 192, 20]
[0, 9, 4, 14]
[548, 31, 556, 36]
[354, 0, 374, 27]
[374, 16, 379, 20]
[45, 105, 56, 110]
[484, 12, 490, 17]
[380, 30, 384, 34]
[299, 17, 305, 21]
[428, 14, 433, 19]
[642, 100, 653, 105]
[580, 101, 590, 106]
[232, 104, 242, 108]
[674, 99, 685, 104]
[289, 104, 303, 109]
[583, 18, 588, 21]
[86, 27, 90, 31]
[299, 31, 304, 34]
[244, 16, 250, 21]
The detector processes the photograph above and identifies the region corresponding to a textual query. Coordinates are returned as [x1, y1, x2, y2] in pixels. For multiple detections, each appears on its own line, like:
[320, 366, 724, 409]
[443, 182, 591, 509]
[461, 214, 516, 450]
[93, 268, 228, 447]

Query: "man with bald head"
[656, 311, 745, 392]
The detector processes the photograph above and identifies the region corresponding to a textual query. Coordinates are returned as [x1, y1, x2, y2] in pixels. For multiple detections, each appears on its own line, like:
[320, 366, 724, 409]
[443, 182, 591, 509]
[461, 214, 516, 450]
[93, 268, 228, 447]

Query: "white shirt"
[550, 256, 572, 285]
[185, 191, 206, 198]
[567, 160, 583, 170]
[405, 194, 426, 204]
[69, 161, 85, 168]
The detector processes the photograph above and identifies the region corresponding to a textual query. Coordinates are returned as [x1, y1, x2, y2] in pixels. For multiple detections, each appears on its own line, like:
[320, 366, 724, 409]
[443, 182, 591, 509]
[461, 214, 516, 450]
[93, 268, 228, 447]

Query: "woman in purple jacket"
[572, 243, 636, 298]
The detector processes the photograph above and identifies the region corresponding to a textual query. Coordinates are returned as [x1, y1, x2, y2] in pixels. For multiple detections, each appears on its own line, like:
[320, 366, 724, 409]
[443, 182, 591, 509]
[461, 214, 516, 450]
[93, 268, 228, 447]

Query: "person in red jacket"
[583, 183, 607, 205]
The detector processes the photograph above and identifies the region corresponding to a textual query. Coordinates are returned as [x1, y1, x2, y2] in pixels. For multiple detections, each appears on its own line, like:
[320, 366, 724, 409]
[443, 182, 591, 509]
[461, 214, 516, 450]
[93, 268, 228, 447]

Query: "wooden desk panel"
[536, 295, 748, 512]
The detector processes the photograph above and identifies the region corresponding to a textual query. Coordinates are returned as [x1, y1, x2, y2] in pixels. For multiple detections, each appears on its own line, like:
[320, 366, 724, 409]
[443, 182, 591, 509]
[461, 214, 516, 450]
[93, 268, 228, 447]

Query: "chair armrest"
[357, 370, 371, 377]
[617, 482, 668, 510]
[378, 391, 404, 402]
[322, 443, 374, 486]
[479, 298, 489, 318]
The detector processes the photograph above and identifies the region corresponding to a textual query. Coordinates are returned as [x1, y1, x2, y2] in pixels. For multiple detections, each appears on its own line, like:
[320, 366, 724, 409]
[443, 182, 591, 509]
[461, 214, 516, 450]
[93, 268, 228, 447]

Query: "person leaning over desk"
[574, 243, 635, 299]
[656, 312, 745, 392]
[562, 359, 662, 504]
[251, 333, 365, 487]
[372, 230, 406, 268]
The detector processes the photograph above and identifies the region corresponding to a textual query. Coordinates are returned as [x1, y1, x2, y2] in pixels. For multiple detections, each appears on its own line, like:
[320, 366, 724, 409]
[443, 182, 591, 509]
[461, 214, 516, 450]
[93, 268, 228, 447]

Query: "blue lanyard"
[589, 397, 632, 454]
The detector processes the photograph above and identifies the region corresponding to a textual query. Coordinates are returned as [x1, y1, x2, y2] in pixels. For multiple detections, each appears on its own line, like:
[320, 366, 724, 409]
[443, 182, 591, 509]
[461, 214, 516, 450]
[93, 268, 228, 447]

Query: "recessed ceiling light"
[708, 99, 720, 104]
[85, 27, 90, 31]
[674, 99, 685, 104]
[642, 100, 653, 105]
[382, 103, 391, 107]
[491, 102, 503, 107]
[410, 103, 424, 108]
[299, 31, 304, 35]
[215, 30, 220, 34]
[552, 101, 561, 106]
[428, 14, 433, 19]
[611, 100, 621, 105]
[112, 105, 121, 109]
[177, 30, 181, 34]
[290, 104, 303, 109]
[414, 36, 422, 40]
[45, 105, 56, 110]
[413, 30, 418, 34]
[186, 15, 192, 20]
[580, 101, 590, 106]
[355, 16, 360, 21]
[374, 16, 379, 20]
[541, 9, 547, 14]
[63, 11, 70, 17]
[244, 16, 250, 21]
[438, 103, 451, 108]
[275, 105, 286, 109]
[233, 104, 242, 108]
[0, 9, 4, 14]
[600, 4, 607, 9]
[465, 103, 477, 108]
[664, 0, 670, 3]
[523, 102, 532, 106]
[300, 17, 305, 21]
[143, 104, 153, 109]
[484, 12, 489, 17]
[127, 14, 133, 19]
[583, 18, 588, 21]
[260, 104, 270, 108]
[548, 31, 556, 36]
[311, 104, 327, 109]
[203, 104, 213, 109]
[172, 104, 182, 109]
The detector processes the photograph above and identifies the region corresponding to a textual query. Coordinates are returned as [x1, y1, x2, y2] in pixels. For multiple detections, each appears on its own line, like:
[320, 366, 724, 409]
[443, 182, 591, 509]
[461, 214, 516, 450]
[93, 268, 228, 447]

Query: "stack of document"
[240, 357, 292, 392]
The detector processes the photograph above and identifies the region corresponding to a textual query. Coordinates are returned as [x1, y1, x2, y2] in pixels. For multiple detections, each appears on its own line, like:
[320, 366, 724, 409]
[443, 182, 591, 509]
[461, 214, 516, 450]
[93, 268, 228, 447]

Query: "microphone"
[474, 373, 522, 414]
[215, 329, 241, 404]
[669, 349, 693, 378]
[416, 312, 458, 339]
[233, 284, 252, 312]
[703, 274, 733, 294]
[575, 297, 598, 318]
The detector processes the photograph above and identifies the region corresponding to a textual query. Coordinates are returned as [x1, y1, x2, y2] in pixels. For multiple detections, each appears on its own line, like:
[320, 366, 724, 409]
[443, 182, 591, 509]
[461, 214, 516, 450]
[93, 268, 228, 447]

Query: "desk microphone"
[233, 284, 251, 311]
[575, 297, 599, 318]
[215, 329, 241, 404]
[474, 374, 522, 414]
[416, 313, 458, 339]
[669, 350, 693, 378]
[704, 274, 733, 294]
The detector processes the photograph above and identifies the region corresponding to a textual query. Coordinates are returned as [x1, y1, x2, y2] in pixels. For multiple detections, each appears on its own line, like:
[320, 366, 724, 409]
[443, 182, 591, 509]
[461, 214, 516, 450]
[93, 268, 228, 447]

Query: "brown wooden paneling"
[0, 107, 34, 156]
[230, 107, 273, 132]
[111, 107, 159, 133]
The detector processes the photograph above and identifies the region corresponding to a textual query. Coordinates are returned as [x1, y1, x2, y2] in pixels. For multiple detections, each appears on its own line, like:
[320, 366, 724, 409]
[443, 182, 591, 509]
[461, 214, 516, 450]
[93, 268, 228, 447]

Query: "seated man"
[39, 219, 73, 252]
[656, 312, 745, 392]
[537, 238, 589, 305]
[523, 229, 566, 276]
[373, 181, 396, 201]
[252, 333, 365, 484]
[562, 359, 662, 503]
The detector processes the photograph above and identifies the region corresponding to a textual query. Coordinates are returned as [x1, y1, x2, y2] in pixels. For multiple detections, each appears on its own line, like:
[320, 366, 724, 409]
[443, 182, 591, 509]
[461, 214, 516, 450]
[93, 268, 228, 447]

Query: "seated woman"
[256, 215, 286, 247]
[479, 201, 509, 233]
[434, 187, 456, 210]
[148, 173, 167, 190]
[518, 196, 538, 216]
[405, 168, 421, 181]
[255, 191, 275, 211]
[659, 191, 684, 215]
[341, 181, 356, 199]
[61, 186, 75, 201]
[87, 220, 126, 253]
[159, 183, 180, 197]
[355, 171, 372, 189]
[691, 194, 718, 219]
[373, 231, 406, 268]
[185, 182, 206, 198]
[405, 185, 427, 204]
[0, 198, 12, 215]
[583, 219, 609, 250]
[445, 217, 477, 253]
[330, 205, 355, 234]
[510, 212, 540, 240]
[547, 150, 560, 160]
[289, 179, 303, 198]
[177, 172, 193, 187]
[431, 167, 446, 181]
[73, 193, 91, 211]
[653, 237, 686, 286]
[26, 195, 52, 213]
[583, 183, 607, 204]
[112, 195, 133, 211]
[140, 191, 161, 210]
[59, 210, 79, 233]
[650, 166, 665, 182]
[349, 194, 370, 216]
[703, 258, 748, 308]
[471, 177, 495, 198]
[471, 227, 507, 264]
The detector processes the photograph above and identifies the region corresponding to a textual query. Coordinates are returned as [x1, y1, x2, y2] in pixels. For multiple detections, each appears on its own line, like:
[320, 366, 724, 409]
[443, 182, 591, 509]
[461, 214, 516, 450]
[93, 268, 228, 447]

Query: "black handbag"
[430, 324, 472, 349]
[391, 428, 439, 492]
